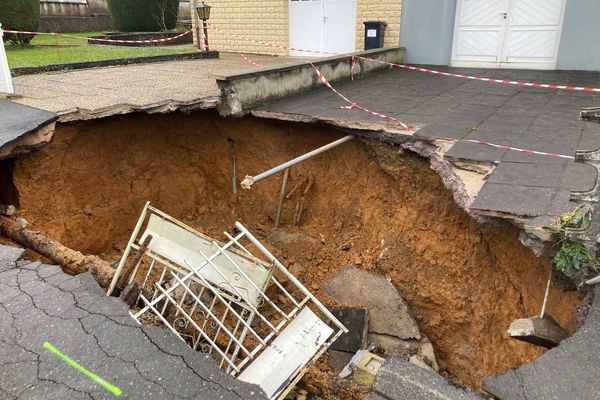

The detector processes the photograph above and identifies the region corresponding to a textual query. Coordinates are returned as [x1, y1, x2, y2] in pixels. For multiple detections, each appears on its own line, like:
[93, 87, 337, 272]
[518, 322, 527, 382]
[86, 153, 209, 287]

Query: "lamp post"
[195, 1, 211, 51]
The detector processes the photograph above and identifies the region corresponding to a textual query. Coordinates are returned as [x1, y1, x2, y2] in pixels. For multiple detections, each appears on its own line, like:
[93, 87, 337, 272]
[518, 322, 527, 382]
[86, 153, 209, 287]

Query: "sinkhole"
[0, 110, 585, 396]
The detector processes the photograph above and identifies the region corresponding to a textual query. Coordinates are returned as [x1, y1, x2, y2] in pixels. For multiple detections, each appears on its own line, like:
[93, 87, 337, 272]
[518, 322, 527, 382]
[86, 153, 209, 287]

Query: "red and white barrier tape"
[311, 63, 574, 159]
[353, 56, 600, 93]
[2, 29, 192, 45]
[207, 23, 600, 93]
[311, 63, 412, 132]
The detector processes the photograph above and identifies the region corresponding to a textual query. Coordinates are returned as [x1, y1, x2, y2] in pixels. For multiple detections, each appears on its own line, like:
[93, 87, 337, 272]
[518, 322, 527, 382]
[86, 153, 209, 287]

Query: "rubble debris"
[581, 106, 600, 123]
[508, 316, 568, 349]
[324, 267, 421, 339]
[328, 307, 369, 353]
[352, 351, 385, 388]
[0, 204, 15, 216]
[111, 203, 346, 400]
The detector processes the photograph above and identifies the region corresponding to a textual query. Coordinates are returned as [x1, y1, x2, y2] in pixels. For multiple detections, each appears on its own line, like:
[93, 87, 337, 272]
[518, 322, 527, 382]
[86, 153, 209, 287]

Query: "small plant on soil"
[552, 205, 598, 273]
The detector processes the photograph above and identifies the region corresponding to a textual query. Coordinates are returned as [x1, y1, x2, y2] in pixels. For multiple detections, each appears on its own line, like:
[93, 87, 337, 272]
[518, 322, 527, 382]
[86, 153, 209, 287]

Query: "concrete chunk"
[324, 267, 421, 339]
[508, 315, 568, 348]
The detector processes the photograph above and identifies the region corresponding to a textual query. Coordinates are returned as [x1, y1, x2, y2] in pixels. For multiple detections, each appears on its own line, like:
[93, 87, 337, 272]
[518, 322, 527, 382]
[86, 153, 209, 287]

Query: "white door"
[451, 0, 566, 69]
[323, 0, 357, 55]
[289, 0, 356, 57]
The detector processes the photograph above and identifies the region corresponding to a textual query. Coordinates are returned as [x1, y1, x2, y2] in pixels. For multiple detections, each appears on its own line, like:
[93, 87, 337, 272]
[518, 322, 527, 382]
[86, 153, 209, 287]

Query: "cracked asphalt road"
[0, 244, 266, 400]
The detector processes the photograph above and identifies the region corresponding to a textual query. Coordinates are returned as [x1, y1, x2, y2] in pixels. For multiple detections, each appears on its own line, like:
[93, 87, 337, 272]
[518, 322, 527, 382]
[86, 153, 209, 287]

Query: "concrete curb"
[11, 50, 219, 76]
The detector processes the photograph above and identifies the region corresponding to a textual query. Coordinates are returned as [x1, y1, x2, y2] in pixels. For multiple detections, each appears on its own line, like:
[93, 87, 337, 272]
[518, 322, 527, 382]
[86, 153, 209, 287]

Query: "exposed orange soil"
[8, 111, 582, 388]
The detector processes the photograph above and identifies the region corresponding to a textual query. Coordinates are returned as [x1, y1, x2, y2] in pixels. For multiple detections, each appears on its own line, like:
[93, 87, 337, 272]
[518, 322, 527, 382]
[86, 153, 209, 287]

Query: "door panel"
[324, 0, 357, 55]
[452, 0, 507, 62]
[289, 0, 323, 56]
[504, 0, 565, 64]
[452, 0, 566, 69]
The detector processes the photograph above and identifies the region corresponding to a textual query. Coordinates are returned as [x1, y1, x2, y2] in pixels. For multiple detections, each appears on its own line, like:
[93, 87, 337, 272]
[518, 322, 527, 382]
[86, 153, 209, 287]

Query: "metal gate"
[108, 203, 346, 399]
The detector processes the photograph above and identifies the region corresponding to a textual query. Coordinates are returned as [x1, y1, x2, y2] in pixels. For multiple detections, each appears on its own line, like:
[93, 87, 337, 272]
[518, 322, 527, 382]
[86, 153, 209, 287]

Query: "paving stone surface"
[368, 356, 484, 400]
[11, 53, 292, 116]
[0, 244, 265, 400]
[483, 288, 600, 400]
[258, 66, 600, 222]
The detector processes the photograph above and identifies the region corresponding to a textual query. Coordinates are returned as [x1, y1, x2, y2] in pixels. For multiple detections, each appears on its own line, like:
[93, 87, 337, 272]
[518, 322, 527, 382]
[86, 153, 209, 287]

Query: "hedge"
[107, 0, 179, 32]
[0, 0, 40, 45]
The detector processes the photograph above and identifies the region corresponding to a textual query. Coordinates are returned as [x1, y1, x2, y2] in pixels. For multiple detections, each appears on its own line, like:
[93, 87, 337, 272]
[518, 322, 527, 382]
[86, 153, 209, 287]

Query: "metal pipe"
[586, 274, 600, 285]
[229, 139, 237, 195]
[540, 269, 552, 318]
[274, 168, 290, 227]
[241, 135, 354, 189]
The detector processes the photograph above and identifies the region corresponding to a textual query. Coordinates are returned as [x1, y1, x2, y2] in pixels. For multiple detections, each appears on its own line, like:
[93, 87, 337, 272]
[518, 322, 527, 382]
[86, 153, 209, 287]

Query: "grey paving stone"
[414, 122, 473, 140]
[561, 162, 598, 192]
[470, 183, 557, 216]
[445, 140, 506, 162]
[0, 245, 25, 272]
[369, 356, 484, 400]
[486, 162, 565, 188]
[483, 287, 600, 400]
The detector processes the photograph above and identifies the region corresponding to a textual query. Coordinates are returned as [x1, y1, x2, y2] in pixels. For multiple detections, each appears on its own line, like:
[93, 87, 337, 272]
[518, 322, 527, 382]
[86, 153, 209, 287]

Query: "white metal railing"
[0, 23, 14, 94]
[108, 203, 347, 399]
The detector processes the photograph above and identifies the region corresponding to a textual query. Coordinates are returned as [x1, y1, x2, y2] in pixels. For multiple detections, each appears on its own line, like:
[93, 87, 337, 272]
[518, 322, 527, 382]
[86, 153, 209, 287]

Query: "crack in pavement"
[0, 250, 265, 400]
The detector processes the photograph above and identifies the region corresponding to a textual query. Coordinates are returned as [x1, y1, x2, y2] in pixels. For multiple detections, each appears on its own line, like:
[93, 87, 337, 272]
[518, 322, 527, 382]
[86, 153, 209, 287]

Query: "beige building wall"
[192, 0, 402, 56]
[356, 0, 402, 51]
[191, 0, 288, 56]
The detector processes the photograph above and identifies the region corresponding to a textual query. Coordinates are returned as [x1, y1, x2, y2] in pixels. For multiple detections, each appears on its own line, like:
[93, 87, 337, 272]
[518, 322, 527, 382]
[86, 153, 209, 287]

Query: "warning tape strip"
[311, 63, 412, 131]
[353, 56, 600, 93]
[311, 63, 574, 159]
[2, 29, 193, 44]
[2, 24, 577, 160]
[206, 23, 600, 93]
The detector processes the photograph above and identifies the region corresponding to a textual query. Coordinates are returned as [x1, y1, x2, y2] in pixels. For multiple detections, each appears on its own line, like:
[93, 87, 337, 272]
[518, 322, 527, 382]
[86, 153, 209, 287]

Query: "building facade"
[191, 0, 402, 56]
[194, 0, 599, 71]
[401, 0, 600, 71]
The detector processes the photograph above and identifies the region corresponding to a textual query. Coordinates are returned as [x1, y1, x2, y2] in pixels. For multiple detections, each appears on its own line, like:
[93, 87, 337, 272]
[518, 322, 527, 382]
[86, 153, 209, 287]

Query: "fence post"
[0, 23, 15, 95]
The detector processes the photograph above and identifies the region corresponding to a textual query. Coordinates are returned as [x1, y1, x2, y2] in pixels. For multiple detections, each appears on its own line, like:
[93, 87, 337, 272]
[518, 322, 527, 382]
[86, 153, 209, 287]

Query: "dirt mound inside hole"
[7, 111, 582, 389]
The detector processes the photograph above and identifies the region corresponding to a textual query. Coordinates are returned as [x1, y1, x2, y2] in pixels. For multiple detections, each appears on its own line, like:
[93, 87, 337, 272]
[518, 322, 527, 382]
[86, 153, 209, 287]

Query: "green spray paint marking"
[43, 341, 122, 397]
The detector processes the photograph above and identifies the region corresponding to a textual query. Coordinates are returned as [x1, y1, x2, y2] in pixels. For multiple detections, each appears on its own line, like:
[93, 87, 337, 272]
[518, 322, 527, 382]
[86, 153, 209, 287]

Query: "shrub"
[0, 0, 40, 45]
[107, 0, 179, 32]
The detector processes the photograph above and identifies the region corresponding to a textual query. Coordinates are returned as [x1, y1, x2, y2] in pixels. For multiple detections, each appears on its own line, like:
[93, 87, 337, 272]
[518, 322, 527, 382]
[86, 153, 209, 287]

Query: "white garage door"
[289, 0, 357, 57]
[451, 0, 566, 69]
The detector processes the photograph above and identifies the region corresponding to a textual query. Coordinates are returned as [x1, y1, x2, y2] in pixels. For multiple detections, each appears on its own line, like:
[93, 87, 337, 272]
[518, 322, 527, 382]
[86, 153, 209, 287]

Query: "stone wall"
[355, 0, 402, 51]
[190, 0, 288, 56]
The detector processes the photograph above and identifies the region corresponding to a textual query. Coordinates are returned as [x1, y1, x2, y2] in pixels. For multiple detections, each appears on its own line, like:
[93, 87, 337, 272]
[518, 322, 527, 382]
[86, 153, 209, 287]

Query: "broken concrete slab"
[0, 100, 57, 160]
[483, 287, 600, 400]
[369, 334, 439, 372]
[328, 306, 369, 353]
[368, 356, 484, 400]
[508, 315, 568, 348]
[324, 266, 421, 340]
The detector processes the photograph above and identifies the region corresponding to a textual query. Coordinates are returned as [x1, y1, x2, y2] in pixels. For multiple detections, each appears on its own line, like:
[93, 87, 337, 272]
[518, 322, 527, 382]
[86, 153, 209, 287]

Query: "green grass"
[5, 32, 192, 69]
